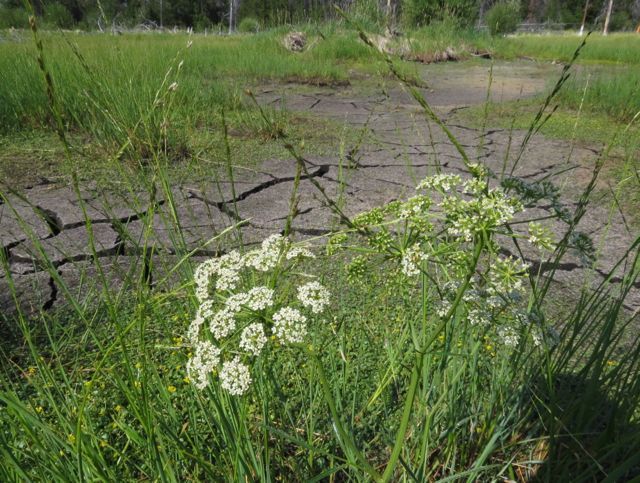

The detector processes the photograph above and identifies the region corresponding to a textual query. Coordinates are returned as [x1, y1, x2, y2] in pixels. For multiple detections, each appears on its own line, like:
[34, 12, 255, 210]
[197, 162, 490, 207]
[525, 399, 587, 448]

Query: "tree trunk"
[229, 0, 241, 33]
[603, 0, 614, 35]
[579, 0, 590, 35]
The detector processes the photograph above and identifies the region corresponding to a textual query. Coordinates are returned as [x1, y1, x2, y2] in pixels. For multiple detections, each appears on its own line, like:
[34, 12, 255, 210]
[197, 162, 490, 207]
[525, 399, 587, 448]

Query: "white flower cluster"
[467, 308, 491, 327]
[417, 174, 461, 192]
[186, 235, 326, 396]
[194, 250, 244, 302]
[441, 189, 522, 242]
[210, 306, 237, 339]
[488, 256, 529, 295]
[245, 234, 289, 271]
[297, 281, 330, 314]
[273, 307, 308, 344]
[498, 326, 519, 347]
[399, 195, 431, 220]
[462, 177, 487, 195]
[220, 357, 252, 396]
[287, 246, 316, 260]
[239, 323, 267, 356]
[186, 341, 221, 390]
[401, 243, 426, 277]
[528, 222, 555, 251]
[415, 173, 524, 243]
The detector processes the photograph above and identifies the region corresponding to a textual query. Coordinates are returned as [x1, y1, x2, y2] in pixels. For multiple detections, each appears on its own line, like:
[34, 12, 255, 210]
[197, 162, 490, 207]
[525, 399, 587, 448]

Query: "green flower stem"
[308, 348, 382, 481]
[381, 237, 486, 482]
[380, 351, 422, 482]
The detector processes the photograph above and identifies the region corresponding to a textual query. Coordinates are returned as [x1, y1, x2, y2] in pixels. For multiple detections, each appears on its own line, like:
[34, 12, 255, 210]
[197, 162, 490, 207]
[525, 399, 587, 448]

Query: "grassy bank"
[0, 27, 409, 187]
[0, 27, 414, 134]
[491, 32, 640, 65]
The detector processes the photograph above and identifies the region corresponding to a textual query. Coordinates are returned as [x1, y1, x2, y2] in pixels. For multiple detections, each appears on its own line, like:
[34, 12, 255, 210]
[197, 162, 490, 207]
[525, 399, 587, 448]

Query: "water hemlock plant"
[185, 168, 557, 480]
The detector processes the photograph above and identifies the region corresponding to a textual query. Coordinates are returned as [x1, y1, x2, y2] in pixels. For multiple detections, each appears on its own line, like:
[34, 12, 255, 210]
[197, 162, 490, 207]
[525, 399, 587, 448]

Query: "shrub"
[238, 17, 260, 33]
[43, 2, 75, 29]
[486, 1, 521, 36]
[404, 0, 479, 27]
[0, 7, 29, 28]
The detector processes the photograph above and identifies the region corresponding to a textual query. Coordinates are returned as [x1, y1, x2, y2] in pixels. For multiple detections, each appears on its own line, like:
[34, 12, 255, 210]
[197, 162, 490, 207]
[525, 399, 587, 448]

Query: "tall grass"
[556, 66, 640, 122]
[0, 29, 386, 135]
[490, 32, 640, 65]
[487, 33, 640, 122]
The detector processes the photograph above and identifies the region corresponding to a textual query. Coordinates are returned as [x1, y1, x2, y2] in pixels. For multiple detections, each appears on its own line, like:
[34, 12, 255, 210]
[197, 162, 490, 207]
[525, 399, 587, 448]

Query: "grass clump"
[490, 33, 640, 65]
[238, 16, 261, 33]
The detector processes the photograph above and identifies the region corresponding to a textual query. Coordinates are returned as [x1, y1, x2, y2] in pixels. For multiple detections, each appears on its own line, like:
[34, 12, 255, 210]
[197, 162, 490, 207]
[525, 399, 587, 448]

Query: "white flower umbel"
[245, 234, 289, 271]
[239, 323, 267, 356]
[297, 281, 331, 314]
[286, 245, 316, 260]
[401, 244, 426, 277]
[215, 250, 244, 291]
[186, 340, 221, 390]
[417, 173, 461, 192]
[188, 300, 215, 343]
[209, 307, 236, 340]
[246, 286, 275, 311]
[220, 356, 252, 396]
[399, 195, 431, 220]
[462, 177, 487, 195]
[194, 259, 217, 302]
[437, 300, 452, 318]
[225, 292, 250, 313]
[468, 308, 490, 327]
[498, 326, 520, 347]
[273, 306, 308, 344]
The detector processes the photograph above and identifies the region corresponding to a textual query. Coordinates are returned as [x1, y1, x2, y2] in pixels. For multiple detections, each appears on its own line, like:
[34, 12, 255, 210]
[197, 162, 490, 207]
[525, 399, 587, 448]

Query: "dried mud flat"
[1, 60, 638, 317]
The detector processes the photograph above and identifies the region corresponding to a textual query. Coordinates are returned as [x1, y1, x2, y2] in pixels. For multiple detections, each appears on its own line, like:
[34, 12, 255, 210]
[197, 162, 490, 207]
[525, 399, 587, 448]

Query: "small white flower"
[437, 300, 452, 318]
[417, 174, 461, 192]
[286, 245, 315, 260]
[188, 300, 215, 343]
[246, 286, 275, 311]
[468, 308, 490, 327]
[210, 307, 236, 339]
[528, 222, 554, 251]
[401, 244, 425, 277]
[272, 307, 308, 344]
[194, 259, 217, 302]
[244, 234, 289, 271]
[487, 296, 505, 309]
[462, 177, 486, 195]
[297, 281, 330, 314]
[498, 326, 519, 347]
[220, 356, 252, 395]
[399, 195, 430, 220]
[226, 292, 250, 313]
[239, 323, 267, 356]
[215, 250, 244, 291]
[532, 330, 543, 347]
[186, 341, 221, 390]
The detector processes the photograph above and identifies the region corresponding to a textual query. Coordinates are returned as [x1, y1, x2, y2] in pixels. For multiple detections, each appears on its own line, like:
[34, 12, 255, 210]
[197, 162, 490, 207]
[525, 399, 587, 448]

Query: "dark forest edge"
[1, 0, 640, 33]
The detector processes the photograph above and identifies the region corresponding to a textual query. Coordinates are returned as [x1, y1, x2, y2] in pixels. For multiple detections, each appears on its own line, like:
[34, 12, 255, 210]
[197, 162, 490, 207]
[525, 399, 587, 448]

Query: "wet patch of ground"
[2, 59, 638, 317]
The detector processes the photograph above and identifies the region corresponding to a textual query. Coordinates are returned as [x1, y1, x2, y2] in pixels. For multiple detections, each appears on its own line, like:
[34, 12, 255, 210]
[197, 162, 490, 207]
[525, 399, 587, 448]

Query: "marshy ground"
[2, 57, 637, 315]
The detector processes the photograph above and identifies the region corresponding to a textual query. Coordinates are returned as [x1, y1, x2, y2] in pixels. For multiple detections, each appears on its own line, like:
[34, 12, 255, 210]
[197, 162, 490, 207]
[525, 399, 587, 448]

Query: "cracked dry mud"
[1, 60, 638, 318]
